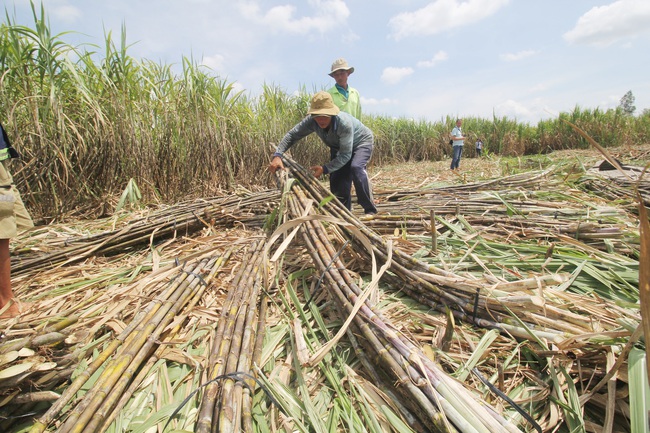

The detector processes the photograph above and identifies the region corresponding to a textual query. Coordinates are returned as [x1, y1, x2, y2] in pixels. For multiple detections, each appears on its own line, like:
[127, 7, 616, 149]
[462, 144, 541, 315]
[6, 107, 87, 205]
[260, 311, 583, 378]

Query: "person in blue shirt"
[269, 91, 377, 215]
[450, 119, 466, 170]
[475, 138, 483, 157]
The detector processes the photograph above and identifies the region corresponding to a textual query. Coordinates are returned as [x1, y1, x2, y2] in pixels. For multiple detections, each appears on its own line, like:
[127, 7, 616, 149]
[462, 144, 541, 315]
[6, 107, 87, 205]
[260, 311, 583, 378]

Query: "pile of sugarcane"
[577, 171, 650, 208]
[0, 150, 645, 432]
[271, 162, 522, 432]
[25, 250, 229, 433]
[272, 154, 643, 432]
[195, 240, 268, 432]
[11, 188, 278, 276]
[280, 156, 636, 338]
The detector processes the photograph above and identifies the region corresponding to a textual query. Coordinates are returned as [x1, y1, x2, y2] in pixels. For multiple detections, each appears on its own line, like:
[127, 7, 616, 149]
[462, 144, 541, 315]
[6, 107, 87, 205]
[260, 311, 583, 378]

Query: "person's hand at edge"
[310, 165, 324, 178]
[269, 156, 284, 174]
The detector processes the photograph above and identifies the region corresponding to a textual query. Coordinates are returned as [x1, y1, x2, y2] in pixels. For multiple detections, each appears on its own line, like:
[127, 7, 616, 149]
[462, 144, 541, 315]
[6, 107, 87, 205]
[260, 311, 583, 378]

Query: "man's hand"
[310, 165, 324, 178]
[269, 156, 284, 174]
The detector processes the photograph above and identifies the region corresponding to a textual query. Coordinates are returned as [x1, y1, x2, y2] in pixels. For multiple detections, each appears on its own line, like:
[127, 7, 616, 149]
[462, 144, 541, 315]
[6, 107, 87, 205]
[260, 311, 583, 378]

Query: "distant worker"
[475, 138, 483, 157]
[327, 58, 362, 119]
[450, 119, 465, 170]
[269, 91, 377, 216]
[0, 122, 34, 318]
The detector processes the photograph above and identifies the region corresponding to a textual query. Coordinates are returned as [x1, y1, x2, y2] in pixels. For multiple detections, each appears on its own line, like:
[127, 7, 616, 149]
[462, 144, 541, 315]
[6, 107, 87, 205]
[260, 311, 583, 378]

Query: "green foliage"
[115, 178, 142, 212]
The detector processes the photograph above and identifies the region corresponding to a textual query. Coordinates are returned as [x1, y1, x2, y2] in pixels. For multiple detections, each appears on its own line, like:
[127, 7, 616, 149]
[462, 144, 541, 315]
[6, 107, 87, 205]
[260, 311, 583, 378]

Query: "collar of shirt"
[335, 84, 349, 99]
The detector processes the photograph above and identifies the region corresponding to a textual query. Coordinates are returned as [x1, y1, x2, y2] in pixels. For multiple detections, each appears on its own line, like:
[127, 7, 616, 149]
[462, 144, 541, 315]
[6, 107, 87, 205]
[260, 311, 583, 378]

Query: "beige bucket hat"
[307, 91, 340, 117]
[329, 58, 354, 76]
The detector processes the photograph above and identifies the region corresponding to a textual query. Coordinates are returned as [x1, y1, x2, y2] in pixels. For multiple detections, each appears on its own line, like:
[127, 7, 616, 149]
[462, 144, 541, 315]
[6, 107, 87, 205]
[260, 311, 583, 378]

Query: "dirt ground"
[368, 143, 650, 191]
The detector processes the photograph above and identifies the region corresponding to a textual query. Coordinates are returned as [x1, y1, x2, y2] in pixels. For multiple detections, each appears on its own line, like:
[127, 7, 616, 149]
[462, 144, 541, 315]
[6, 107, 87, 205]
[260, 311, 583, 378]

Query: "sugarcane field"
[2, 5, 650, 433]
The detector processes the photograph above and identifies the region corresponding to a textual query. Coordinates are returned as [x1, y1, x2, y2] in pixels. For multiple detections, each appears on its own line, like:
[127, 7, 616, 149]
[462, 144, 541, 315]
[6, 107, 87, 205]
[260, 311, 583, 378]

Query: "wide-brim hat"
[307, 91, 340, 117]
[328, 58, 354, 76]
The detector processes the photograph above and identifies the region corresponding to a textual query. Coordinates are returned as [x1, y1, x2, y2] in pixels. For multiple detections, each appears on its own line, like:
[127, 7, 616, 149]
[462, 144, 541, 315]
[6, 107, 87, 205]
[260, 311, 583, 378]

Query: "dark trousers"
[450, 145, 463, 170]
[329, 146, 377, 214]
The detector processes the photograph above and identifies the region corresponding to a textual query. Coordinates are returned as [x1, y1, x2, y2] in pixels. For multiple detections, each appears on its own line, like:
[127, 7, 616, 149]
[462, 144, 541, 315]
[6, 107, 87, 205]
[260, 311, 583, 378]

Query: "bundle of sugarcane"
[277, 154, 641, 430]
[577, 172, 650, 208]
[360, 211, 632, 255]
[371, 184, 629, 225]
[27, 249, 229, 433]
[195, 239, 268, 433]
[271, 167, 523, 432]
[0, 316, 78, 429]
[12, 189, 278, 277]
[282, 156, 637, 343]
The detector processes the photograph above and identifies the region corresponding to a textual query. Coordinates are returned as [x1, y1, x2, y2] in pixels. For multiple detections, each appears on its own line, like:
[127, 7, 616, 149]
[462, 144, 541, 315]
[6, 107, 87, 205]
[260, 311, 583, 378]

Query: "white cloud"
[30, 1, 82, 24]
[381, 67, 414, 85]
[238, 0, 349, 34]
[201, 54, 226, 72]
[417, 51, 448, 68]
[362, 96, 397, 106]
[494, 99, 533, 120]
[231, 81, 246, 94]
[563, 0, 650, 47]
[389, 0, 510, 40]
[530, 82, 549, 93]
[500, 50, 537, 62]
[50, 5, 82, 23]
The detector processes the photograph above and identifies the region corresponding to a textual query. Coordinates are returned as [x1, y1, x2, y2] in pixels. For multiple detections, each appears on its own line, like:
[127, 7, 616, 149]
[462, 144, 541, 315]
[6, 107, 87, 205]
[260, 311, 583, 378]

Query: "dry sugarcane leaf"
[268, 200, 313, 262]
[11, 390, 61, 404]
[267, 213, 378, 276]
[293, 318, 309, 366]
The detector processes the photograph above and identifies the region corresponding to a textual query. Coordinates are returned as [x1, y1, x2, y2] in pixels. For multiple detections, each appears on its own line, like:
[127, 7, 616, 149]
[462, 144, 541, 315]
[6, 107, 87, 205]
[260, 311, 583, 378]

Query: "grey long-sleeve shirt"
[273, 111, 374, 174]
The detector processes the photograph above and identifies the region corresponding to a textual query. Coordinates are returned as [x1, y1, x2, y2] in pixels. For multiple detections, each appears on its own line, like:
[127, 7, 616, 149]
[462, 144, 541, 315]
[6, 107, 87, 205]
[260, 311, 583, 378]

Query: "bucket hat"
[328, 58, 354, 76]
[307, 91, 340, 117]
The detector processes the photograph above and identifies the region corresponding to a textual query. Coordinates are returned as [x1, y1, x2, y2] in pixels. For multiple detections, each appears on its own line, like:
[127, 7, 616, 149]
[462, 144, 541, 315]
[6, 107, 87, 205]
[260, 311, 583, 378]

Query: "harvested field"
[0, 144, 648, 432]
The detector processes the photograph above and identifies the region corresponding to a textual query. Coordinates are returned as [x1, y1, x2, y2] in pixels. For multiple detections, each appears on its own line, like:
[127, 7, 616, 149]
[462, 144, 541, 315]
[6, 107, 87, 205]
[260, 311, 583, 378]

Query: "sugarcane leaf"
[128, 403, 180, 433]
[116, 177, 142, 212]
[638, 193, 650, 379]
[380, 405, 417, 432]
[455, 329, 499, 382]
[318, 194, 335, 208]
[629, 347, 650, 433]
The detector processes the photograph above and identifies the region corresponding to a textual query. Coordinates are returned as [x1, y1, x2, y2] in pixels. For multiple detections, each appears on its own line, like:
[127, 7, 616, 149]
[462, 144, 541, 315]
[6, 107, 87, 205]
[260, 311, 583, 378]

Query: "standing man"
[327, 58, 362, 120]
[269, 91, 377, 216]
[475, 137, 483, 157]
[0, 122, 34, 318]
[450, 119, 465, 170]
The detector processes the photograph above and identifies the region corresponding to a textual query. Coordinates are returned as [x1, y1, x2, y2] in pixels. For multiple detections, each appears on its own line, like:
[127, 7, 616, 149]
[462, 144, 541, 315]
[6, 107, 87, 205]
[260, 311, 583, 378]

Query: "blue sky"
[5, 0, 650, 124]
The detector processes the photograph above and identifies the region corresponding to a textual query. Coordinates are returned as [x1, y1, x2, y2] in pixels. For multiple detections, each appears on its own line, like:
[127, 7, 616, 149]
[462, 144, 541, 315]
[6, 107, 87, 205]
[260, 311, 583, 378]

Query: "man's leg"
[0, 238, 17, 317]
[329, 162, 353, 210]
[455, 146, 464, 168]
[451, 146, 461, 170]
[349, 146, 377, 214]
